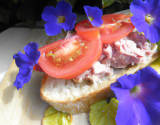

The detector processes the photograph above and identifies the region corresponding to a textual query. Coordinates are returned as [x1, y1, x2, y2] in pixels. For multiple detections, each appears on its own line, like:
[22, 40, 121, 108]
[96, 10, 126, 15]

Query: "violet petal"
[117, 74, 137, 89]
[140, 96, 160, 125]
[13, 68, 32, 90]
[130, 0, 145, 16]
[23, 42, 40, 64]
[151, 5, 160, 18]
[84, 6, 103, 27]
[110, 82, 129, 100]
[136, 67, 160, 89]
[62, 12, 77, 31]
[155, 20, 160, 29]
[131, 15, 159, 43]
[130, 16, 146, 33]
[56, 1, 72, 16]
[143, 0, 159, 14]
[13, 51, 33, 69]
[44, 22, 62, 36]
[150, 24, 160, 43]
[116, 97, 152, 125]
[136, 67, 160, 102]
[41, 6, 58, 23]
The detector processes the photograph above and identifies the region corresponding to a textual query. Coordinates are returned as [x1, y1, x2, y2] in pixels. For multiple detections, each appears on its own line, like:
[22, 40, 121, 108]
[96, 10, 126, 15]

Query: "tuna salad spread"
[73, 32, 157, 83]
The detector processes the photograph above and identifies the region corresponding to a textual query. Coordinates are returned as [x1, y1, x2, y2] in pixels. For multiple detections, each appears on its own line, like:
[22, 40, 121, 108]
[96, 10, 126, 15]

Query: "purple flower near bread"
[84, 5, 103, 27]
[13, 42, 40, 90]
[130, 0, 160, 43]
[110, 67, 160, 125]
[41, 1, 77, 36]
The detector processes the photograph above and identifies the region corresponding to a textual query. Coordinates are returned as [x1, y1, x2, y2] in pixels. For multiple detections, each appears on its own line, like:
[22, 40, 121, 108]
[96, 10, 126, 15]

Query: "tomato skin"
[37, 34, 102, 79]
[100, 14, 135, 43]
[75, 20, 100, 41]
[102, 14, 130, 24]
[33, 64, 43, 72]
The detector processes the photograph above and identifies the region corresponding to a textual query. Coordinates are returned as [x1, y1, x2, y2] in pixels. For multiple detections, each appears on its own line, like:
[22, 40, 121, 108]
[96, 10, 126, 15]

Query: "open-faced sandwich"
[38, 18, 159, 113]
[39, 33, 159, 113]
[10, 0, 160, 124]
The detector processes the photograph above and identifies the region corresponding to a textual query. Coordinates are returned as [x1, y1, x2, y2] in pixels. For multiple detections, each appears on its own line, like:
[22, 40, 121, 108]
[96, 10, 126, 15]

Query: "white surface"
[0, 28, 48, 83]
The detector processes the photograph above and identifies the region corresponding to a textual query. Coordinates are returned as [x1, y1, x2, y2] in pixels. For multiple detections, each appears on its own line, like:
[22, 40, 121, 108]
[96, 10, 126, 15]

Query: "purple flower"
[130, 0, 160, 43]
[110, 67, 160, 125]
[84, 6, 103, 27]
[13, 42, 40, 90]
[41, 1, 77, 36]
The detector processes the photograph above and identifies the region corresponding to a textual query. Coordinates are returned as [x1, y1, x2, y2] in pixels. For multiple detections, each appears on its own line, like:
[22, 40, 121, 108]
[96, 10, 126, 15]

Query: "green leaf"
[116, 0, 133, 4]
[156, 40, 160, 51]
[42, 106, 73, 125]
[89, 98, 118, 125]
[102, 0, 115, 8]
[12, 0, 19, 4]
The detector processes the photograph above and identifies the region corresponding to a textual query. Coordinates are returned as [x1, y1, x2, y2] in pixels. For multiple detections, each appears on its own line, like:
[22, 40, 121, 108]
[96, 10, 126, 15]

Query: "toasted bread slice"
[40, 44, 160, 113]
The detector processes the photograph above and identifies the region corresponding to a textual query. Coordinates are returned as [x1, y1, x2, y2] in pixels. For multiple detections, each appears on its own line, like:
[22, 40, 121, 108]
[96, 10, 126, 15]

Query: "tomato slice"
[37, 34, 102, 79]
[75, 20, 100, 41]
[100, 14, 135, 43]
[75, 14, 135, 44]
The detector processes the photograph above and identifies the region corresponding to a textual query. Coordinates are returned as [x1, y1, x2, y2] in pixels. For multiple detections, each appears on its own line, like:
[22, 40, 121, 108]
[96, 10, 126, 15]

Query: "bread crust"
[40, 48, 160, 113]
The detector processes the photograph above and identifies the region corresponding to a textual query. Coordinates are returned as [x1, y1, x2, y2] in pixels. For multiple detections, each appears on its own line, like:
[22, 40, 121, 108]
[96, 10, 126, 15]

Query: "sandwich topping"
[106, 33, 156, 68]
[73, 32, 157, 83]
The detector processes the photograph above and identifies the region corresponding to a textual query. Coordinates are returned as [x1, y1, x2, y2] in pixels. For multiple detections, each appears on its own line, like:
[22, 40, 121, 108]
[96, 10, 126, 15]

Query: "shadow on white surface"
[0, 71, 7, 83]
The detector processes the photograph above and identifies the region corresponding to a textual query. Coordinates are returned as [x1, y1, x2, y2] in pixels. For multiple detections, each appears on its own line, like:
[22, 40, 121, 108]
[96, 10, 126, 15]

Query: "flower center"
[129, 85, 141, 97]
[145, 14, 155, 25]
[88, 16, 94, 21]
[58, 16, 66, 23]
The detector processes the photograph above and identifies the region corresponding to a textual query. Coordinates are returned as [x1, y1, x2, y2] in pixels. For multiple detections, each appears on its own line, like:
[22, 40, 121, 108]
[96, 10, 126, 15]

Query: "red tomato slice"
[37, 34, 102, 79]
[75, 14, 135, 44]
[75, 20, 100, 41]
[100, 14, 135, 43]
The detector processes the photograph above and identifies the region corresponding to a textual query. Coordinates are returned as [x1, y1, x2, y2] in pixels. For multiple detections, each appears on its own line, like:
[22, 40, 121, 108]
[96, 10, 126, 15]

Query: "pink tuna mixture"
[73, 33, 156, 83]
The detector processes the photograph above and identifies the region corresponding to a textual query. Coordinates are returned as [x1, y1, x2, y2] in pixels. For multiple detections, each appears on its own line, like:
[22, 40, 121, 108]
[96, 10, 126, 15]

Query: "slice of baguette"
[40, 44, 160, 113]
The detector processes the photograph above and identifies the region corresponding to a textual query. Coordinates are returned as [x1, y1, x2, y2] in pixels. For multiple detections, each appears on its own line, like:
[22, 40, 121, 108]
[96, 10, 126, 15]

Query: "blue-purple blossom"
[84, 6, 103, 27]
[13, 42, 40, 90]
[110, 67, 160, 125]
[130, 0, 160, 43]
[41, 1, 77, 36]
